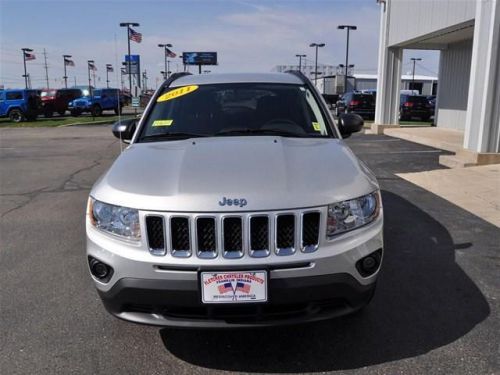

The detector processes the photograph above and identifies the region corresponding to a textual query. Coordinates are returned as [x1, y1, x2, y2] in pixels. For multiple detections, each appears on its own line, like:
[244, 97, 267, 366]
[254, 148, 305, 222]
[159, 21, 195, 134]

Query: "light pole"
[63, 55, 72, 88]
[87, 60, 94, 95]
[309, 43, 325, 84]
[21, 48, 33, 89]
[338, 25, 357, 93]
[106, 64, 113, 88]
[410, 57, 422, 92]
[119, 22, 140, 97]
[295, 54, 306, 72]
[158, 43, 173, 79]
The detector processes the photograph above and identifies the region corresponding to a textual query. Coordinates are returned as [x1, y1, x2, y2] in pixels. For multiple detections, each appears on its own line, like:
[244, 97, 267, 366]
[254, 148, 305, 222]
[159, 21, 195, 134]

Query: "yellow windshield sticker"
[152, 119, 174, 127]
[157, 85, 199, 102]
[312, 122, 321, 131]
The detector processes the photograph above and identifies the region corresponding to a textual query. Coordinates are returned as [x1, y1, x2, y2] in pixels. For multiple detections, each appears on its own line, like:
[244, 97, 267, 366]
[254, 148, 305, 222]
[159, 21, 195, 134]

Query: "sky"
[0, 0, 439, 89]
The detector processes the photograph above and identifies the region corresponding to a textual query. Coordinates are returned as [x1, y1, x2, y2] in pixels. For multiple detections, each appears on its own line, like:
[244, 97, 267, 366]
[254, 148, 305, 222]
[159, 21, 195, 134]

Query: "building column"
[373, 0, 402, 134]
[463, 0, 500, 153]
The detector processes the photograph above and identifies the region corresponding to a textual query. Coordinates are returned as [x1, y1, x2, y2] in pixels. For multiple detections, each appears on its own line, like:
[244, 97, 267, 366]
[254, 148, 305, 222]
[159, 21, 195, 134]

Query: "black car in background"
[399, 94, 433, 121]
[335, 92, 375, 119]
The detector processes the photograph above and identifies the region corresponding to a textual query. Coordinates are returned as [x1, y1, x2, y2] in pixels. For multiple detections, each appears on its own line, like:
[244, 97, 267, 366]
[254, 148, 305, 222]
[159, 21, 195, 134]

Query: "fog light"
[88, 256, 113, 283]
[356, 249, 382, 277]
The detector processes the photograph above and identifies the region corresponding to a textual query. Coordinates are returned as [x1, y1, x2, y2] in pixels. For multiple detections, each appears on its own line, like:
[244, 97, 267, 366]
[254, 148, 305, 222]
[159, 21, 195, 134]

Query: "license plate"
[201, 271, 267, 304]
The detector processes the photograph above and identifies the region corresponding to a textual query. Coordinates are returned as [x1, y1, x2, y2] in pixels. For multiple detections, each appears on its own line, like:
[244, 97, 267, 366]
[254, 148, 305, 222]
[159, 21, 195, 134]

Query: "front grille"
[170, 217, 190, 257]
[196, 217, 216, 258]
[223, 217, 243, 258]
[145, 216, 165, 255]
[302, 212, 320, 252]
[250, 216, 269, 257]
[145, 209, 321, 259]
[276, 215, 295, 255]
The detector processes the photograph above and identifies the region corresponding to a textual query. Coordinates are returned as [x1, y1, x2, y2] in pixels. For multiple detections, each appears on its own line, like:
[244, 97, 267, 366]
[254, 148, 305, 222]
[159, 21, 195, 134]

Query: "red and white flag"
[24, 51, 36, 61]
[129, 28, 142, 43]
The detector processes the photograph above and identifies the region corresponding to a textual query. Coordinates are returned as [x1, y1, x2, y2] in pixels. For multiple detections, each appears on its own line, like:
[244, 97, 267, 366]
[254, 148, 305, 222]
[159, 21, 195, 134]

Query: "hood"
[91, 136, 378, 212]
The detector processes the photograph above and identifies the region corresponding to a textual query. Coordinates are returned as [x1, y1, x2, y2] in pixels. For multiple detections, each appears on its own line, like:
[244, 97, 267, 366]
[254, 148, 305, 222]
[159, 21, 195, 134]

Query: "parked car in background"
[0, 89, 41, 122]
[335, 92, 375, 119]
[427, 95, 436, 111]
[41, 88, 83, 117]
[399, 94, 433, 121]
[68, 88, 123, 116]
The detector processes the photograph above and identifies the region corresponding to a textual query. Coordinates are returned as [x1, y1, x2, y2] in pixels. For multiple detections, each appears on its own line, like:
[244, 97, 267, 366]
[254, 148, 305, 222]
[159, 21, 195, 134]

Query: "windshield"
[138, 83, 333, 142]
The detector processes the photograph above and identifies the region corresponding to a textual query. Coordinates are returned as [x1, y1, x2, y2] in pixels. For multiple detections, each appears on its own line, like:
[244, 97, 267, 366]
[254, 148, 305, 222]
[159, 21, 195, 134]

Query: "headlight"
[88, 198, 140, 240]
[327, 191, 380, 237]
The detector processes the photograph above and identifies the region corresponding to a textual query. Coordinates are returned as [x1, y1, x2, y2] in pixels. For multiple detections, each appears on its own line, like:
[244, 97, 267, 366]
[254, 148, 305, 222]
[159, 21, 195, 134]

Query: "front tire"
[8, 109, 24, 123]
[91, 105, 102, 117]
[71, 109, 81, 117]
[44, 107, 54, 118]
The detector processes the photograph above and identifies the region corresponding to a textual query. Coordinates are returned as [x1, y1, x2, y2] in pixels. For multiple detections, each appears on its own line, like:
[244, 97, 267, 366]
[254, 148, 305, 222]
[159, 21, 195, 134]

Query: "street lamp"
[295, 54, 306, 72]
[106, 64, 113, 88]
[87, 60, 95, 94]
[63, 55, 72, 88]
[338, 25, 357, 93]
[158, 43, 173, 79]
[410, 57, 422, 92]
[21, 48, 33, 89]
[309, 43, 325, 84]
[119, 22, 140, 97]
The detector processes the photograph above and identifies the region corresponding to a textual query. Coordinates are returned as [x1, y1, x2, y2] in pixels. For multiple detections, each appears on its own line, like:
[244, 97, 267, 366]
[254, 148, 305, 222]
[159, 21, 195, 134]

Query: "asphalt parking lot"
[1, 126, 499, 374]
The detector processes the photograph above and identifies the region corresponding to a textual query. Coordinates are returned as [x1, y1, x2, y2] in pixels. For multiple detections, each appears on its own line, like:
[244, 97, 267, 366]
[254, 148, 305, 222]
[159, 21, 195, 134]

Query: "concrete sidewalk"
[383, 127, 464, 153]
[397, 164, 500, 227]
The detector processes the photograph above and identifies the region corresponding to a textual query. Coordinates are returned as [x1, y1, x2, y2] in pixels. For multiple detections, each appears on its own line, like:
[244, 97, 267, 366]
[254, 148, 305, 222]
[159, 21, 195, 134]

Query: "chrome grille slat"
[144, 209, 321, 259]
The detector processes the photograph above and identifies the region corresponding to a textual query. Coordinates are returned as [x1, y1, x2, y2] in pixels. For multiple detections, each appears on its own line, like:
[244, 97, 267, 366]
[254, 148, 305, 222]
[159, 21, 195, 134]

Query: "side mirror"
[338, 113, 364, 138]
[112, 118, 137, 143]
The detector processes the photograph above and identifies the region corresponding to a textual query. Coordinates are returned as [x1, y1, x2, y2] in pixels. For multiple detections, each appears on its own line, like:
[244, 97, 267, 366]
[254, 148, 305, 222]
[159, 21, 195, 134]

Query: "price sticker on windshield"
[312, 122, 321, 131]
[152, 119, 174, 127]
[157, 85, 199, 102]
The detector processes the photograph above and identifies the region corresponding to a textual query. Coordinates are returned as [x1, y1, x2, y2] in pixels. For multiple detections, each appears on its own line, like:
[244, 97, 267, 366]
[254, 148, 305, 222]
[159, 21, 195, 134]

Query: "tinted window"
[407, 96, 429, 104]
[6, 91, 23, 100]
[92, 89, 102, 97]
[139, 83, 332, 141]
[352, 94, 374, 103]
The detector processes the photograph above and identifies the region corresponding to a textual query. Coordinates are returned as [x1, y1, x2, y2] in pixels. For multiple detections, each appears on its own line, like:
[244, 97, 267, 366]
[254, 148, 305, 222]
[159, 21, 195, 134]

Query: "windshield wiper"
[140, 132, 208, 142]
[214, 128, 308, 137]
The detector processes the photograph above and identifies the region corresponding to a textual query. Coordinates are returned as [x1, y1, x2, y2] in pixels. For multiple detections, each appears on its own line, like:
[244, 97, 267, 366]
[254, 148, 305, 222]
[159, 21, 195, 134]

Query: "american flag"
[24, 52, 36, 61]
[64, 58, 75, 67]
[106, 65, 114, 72]
[88, 61, 97, 71]
[166, 48, 177, 58]
[217, 283, 233, 294]
[129, 27, 142, 43]
[236, 282, 251, 294]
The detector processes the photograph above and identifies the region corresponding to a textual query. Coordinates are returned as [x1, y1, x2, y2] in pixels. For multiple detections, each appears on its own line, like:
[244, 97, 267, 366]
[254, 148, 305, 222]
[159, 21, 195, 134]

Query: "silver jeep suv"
[86, 72, 383, 328]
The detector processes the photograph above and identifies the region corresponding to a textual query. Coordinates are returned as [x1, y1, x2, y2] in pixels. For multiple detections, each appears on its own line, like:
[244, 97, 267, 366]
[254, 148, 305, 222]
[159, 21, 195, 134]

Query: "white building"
[273, 64, 336, 82]
[354, 74, 437, 96]
[374, 0, 499, 165]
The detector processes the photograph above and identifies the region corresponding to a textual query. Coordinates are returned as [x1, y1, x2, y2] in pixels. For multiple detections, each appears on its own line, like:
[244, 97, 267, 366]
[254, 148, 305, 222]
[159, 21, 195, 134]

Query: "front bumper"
[98, 273, 377, 328]
[87, 209, 383, 328]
